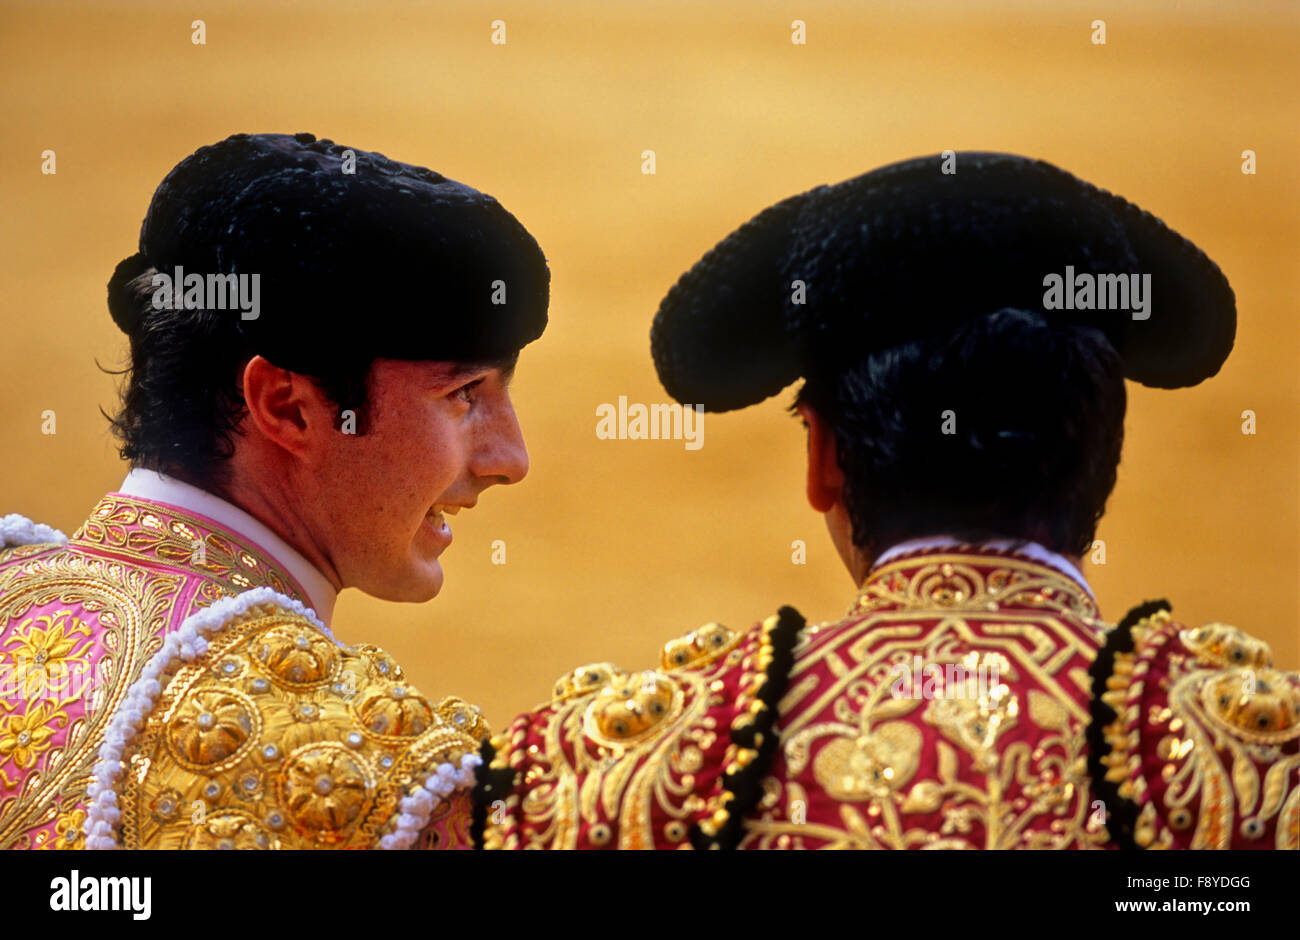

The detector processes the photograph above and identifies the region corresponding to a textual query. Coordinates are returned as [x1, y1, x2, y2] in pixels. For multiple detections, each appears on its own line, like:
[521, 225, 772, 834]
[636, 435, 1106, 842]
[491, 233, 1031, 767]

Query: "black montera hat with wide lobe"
[651, 151, 1236, 411]
[107, 132, 549, 372]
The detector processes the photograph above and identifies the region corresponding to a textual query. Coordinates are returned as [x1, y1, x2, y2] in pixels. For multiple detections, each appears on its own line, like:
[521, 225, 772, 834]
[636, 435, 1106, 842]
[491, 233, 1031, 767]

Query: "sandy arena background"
[2, 0, 1296, 730]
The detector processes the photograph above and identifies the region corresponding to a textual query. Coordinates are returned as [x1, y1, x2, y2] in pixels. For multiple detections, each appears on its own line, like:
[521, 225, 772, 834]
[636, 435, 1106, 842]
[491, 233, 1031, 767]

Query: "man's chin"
[408, 560, 445, 602]
[360, 560, 444, 603]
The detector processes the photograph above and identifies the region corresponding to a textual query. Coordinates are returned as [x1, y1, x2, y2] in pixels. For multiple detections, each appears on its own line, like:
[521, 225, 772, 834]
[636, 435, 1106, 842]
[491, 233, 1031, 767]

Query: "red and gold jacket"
[474, 546, 1300, 850]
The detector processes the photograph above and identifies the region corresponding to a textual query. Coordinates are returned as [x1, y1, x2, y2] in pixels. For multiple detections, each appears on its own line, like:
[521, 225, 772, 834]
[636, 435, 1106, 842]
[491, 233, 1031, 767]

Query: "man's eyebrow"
[471, 353, 518, 384]
[434, 353, 519, 386]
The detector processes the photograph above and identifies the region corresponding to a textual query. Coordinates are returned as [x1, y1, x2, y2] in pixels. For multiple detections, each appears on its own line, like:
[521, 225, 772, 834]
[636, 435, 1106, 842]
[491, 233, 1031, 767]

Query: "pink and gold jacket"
[0, 494, 486, 850]
[476, 545, 1300, 850]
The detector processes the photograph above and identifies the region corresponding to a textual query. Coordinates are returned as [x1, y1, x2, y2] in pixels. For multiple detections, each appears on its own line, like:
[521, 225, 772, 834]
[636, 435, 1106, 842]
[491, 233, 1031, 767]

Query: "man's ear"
[796, 402, 843, 513]
[241, 355, 327, 459]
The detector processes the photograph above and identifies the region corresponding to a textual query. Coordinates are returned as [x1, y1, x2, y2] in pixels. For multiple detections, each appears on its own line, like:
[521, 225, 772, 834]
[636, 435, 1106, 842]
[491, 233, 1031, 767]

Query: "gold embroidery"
[117, 609, 487, 849]
[1279, 786, 1300, 850]
[251, 626, 339, 688]
[851, 553, 1099, 621]
[2, 611, 95, 698]
[49, 807, 87, 850]
[738, 555, 1106, 850]
[661, 623, 740, 670]
[485, 614, 784, 850]
[0, 700, 71, 772]
[73, 496, 302, 599]
[1179, 623, 1272, 670]
[1099, 609, 1300, 849]
[0, 496, 310, 848]
[552, 663, 620, 703]
[0, 554, 176, 847]
[584, 671, 684, 745]
[414, 791, 475, 849]
[165, 689, 261, 771]
[1200, 669, 1299, 745]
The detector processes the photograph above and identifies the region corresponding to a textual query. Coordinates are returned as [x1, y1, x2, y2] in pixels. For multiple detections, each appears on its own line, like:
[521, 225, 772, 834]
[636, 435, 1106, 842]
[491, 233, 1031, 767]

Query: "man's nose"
[475, 399, 529, 486]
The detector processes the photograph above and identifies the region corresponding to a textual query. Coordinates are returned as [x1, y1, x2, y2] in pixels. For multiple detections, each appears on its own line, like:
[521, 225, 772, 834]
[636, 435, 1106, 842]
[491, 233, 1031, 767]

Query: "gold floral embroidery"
[183, 810, 273, 850]
[281, 745, 373, 834]
[50, 807, 87, 850]
[739, 553, 1107, 850]
[252, 626, 339, 688]
[1, 611, 94, 699]
[165, 689, 259, 770]
[0, 700, 71, 771]
[0, 495, 310, 849]
[353, 685, 435, 738]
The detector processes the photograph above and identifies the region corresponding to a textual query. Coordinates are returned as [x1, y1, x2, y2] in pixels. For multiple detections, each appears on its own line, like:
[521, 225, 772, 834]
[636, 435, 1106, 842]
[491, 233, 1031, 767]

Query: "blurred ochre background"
[2, 0, 1297, 730]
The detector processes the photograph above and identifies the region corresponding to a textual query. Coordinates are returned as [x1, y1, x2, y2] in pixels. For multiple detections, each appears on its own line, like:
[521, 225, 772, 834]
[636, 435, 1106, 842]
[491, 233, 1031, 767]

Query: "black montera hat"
[107, 132, 549, 372]
[651, 152, 1235, 411]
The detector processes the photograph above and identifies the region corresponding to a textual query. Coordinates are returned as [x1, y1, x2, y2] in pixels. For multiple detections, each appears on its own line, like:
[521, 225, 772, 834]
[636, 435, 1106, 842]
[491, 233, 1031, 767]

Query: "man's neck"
[168, 463, 344, 594]
[118, 467, 340, 624]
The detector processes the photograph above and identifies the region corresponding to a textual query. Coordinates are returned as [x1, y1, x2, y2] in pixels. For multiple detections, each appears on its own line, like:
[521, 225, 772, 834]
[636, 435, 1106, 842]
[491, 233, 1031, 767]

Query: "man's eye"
[454, 378, 485, 403]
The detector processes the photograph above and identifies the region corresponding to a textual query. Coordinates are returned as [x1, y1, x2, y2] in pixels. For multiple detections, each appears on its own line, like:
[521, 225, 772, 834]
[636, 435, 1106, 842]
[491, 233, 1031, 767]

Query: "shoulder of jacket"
[85, 587, 488, 849]
[1087, 600, 1299, 850]
[474, 606, 805, 850]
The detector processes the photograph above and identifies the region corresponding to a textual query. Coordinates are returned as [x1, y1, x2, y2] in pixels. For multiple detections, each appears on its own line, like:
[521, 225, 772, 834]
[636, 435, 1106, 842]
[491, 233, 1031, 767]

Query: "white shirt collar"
[873, 535, 1096, 603]
[118, 469, 337, 626]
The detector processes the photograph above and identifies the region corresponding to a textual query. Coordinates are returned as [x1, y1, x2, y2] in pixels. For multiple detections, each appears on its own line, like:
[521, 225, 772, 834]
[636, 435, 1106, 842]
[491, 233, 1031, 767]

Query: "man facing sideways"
[476, 152, 1298, 850]
[0, 132, 548, 849]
